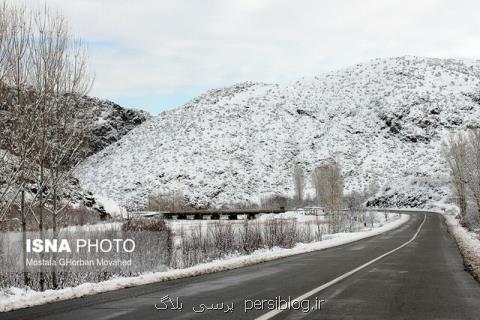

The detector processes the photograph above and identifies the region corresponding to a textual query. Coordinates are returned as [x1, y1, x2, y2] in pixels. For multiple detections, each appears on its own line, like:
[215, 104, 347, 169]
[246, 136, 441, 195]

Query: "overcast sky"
[22, 0, 480, 114]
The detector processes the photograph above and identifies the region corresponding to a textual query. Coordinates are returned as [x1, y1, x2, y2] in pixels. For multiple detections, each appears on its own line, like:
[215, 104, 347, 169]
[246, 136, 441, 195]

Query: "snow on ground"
[95, 196, 128, 218]
[61, 221, 123, 233]
[443, 213, 480, 281]
[166, 211, 323, 233]
[0, 213, 408, 312]
[167, 210, 391, 245]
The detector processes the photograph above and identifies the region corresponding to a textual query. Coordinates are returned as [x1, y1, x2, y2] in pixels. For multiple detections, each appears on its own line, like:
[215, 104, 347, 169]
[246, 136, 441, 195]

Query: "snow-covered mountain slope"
[0, 94, 150, 160]
[79, 97, 151, 157]
[77, 56, 480, 209]
[1, 94, 149, 213]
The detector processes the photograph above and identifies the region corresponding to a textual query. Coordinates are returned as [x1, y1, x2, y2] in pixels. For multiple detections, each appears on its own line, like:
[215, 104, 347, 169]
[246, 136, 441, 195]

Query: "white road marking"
[255, 214, 427, 320]
[99, 310, 133, 320]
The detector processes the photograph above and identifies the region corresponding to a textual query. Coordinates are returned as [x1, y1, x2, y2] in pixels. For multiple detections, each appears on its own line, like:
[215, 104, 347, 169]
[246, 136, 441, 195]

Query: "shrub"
[122, 218, 168, 232]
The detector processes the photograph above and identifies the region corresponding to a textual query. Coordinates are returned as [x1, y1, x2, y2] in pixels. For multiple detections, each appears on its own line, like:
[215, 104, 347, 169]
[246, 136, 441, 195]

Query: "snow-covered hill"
[0, 94, 150, 160]
[79, 97, 151, 157]
[0, 94, 150, 213]
[77, 56, 480, 209]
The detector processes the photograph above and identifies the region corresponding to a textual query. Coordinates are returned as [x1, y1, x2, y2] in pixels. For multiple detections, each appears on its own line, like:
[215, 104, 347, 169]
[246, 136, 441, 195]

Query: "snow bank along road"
[3, 211, 480, 320]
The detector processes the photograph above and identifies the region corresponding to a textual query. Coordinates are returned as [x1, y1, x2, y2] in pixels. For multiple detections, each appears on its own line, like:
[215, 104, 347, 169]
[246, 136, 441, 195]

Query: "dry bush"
[366, 211, 376, 228]
[297, 222, 317, 243]
[239, 220, 263, 254]
[179, 224, 208, 267]
[263, 219, 298, 249]
[209, 221, 236, 256]
[123, 218, 174, 268]
[0, 207, 21, 231]
[61, 207, 101, 227]
[122, 217, 169, 232]
[0, 223, 173, 290]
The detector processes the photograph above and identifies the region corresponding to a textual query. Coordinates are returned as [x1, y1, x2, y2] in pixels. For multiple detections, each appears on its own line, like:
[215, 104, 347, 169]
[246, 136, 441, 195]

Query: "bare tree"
[313, 160, 343, 232]
[0, 2, 11, 214]
[0, 3, 36, 287]
[292, 165, 305, 207]
[313, 160, 343, 210]
[0, 3, 33, 219]
[30, 7, 92, 289]
[0, 2, 93, 290]
[442, 133, 468, 223]
[0, 2, 9, 96]
[465, 129, 480, 222]
[44, 36, 92, 230]
[343, 191, 364, 232]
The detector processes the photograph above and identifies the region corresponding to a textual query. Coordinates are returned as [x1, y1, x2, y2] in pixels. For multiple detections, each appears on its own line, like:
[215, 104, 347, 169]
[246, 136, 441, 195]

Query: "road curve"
[2, 212, 480, 320]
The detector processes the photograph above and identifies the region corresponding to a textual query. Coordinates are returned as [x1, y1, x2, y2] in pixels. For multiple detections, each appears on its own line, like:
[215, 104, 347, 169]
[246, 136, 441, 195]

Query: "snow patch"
[96, 196, 128, 218]
[443, 213, 480, 281]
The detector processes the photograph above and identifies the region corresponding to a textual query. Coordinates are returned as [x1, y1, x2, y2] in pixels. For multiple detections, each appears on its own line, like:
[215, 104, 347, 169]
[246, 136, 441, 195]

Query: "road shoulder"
[443, 213, 480, 282]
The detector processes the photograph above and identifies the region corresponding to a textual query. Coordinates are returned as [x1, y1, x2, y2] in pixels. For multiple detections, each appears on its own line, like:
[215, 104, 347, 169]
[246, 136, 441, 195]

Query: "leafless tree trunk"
[0, 2, 8, 97]
[1, 3, 35, 287]
[344, 191, 364, 232]
[313, 160, 343, 232]
[442, 133, 468, 223]
[465, 129, 480, 222]
[30, 7, 92, 290]
[293, 165, 305, 207]
[0, 2, 93, 290]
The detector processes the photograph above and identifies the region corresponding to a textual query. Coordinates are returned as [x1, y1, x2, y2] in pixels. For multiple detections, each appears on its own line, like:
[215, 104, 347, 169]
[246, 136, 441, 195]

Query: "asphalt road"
[2, 212, 480, 320]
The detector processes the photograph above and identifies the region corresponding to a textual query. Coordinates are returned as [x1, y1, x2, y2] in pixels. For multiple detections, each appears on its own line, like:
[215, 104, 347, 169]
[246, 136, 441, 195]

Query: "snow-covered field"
[167, 210, 388, 242]
[167, 211, 325, 233]
[0, 212, 408, 312]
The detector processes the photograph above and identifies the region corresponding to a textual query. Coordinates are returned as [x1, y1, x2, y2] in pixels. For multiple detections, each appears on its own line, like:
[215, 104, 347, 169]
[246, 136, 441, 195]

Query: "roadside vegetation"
[0, 152, 388, 292]
[442, 129, 480, 281]
[443, 129, 480, 230]
[0, 1, 93, 291]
